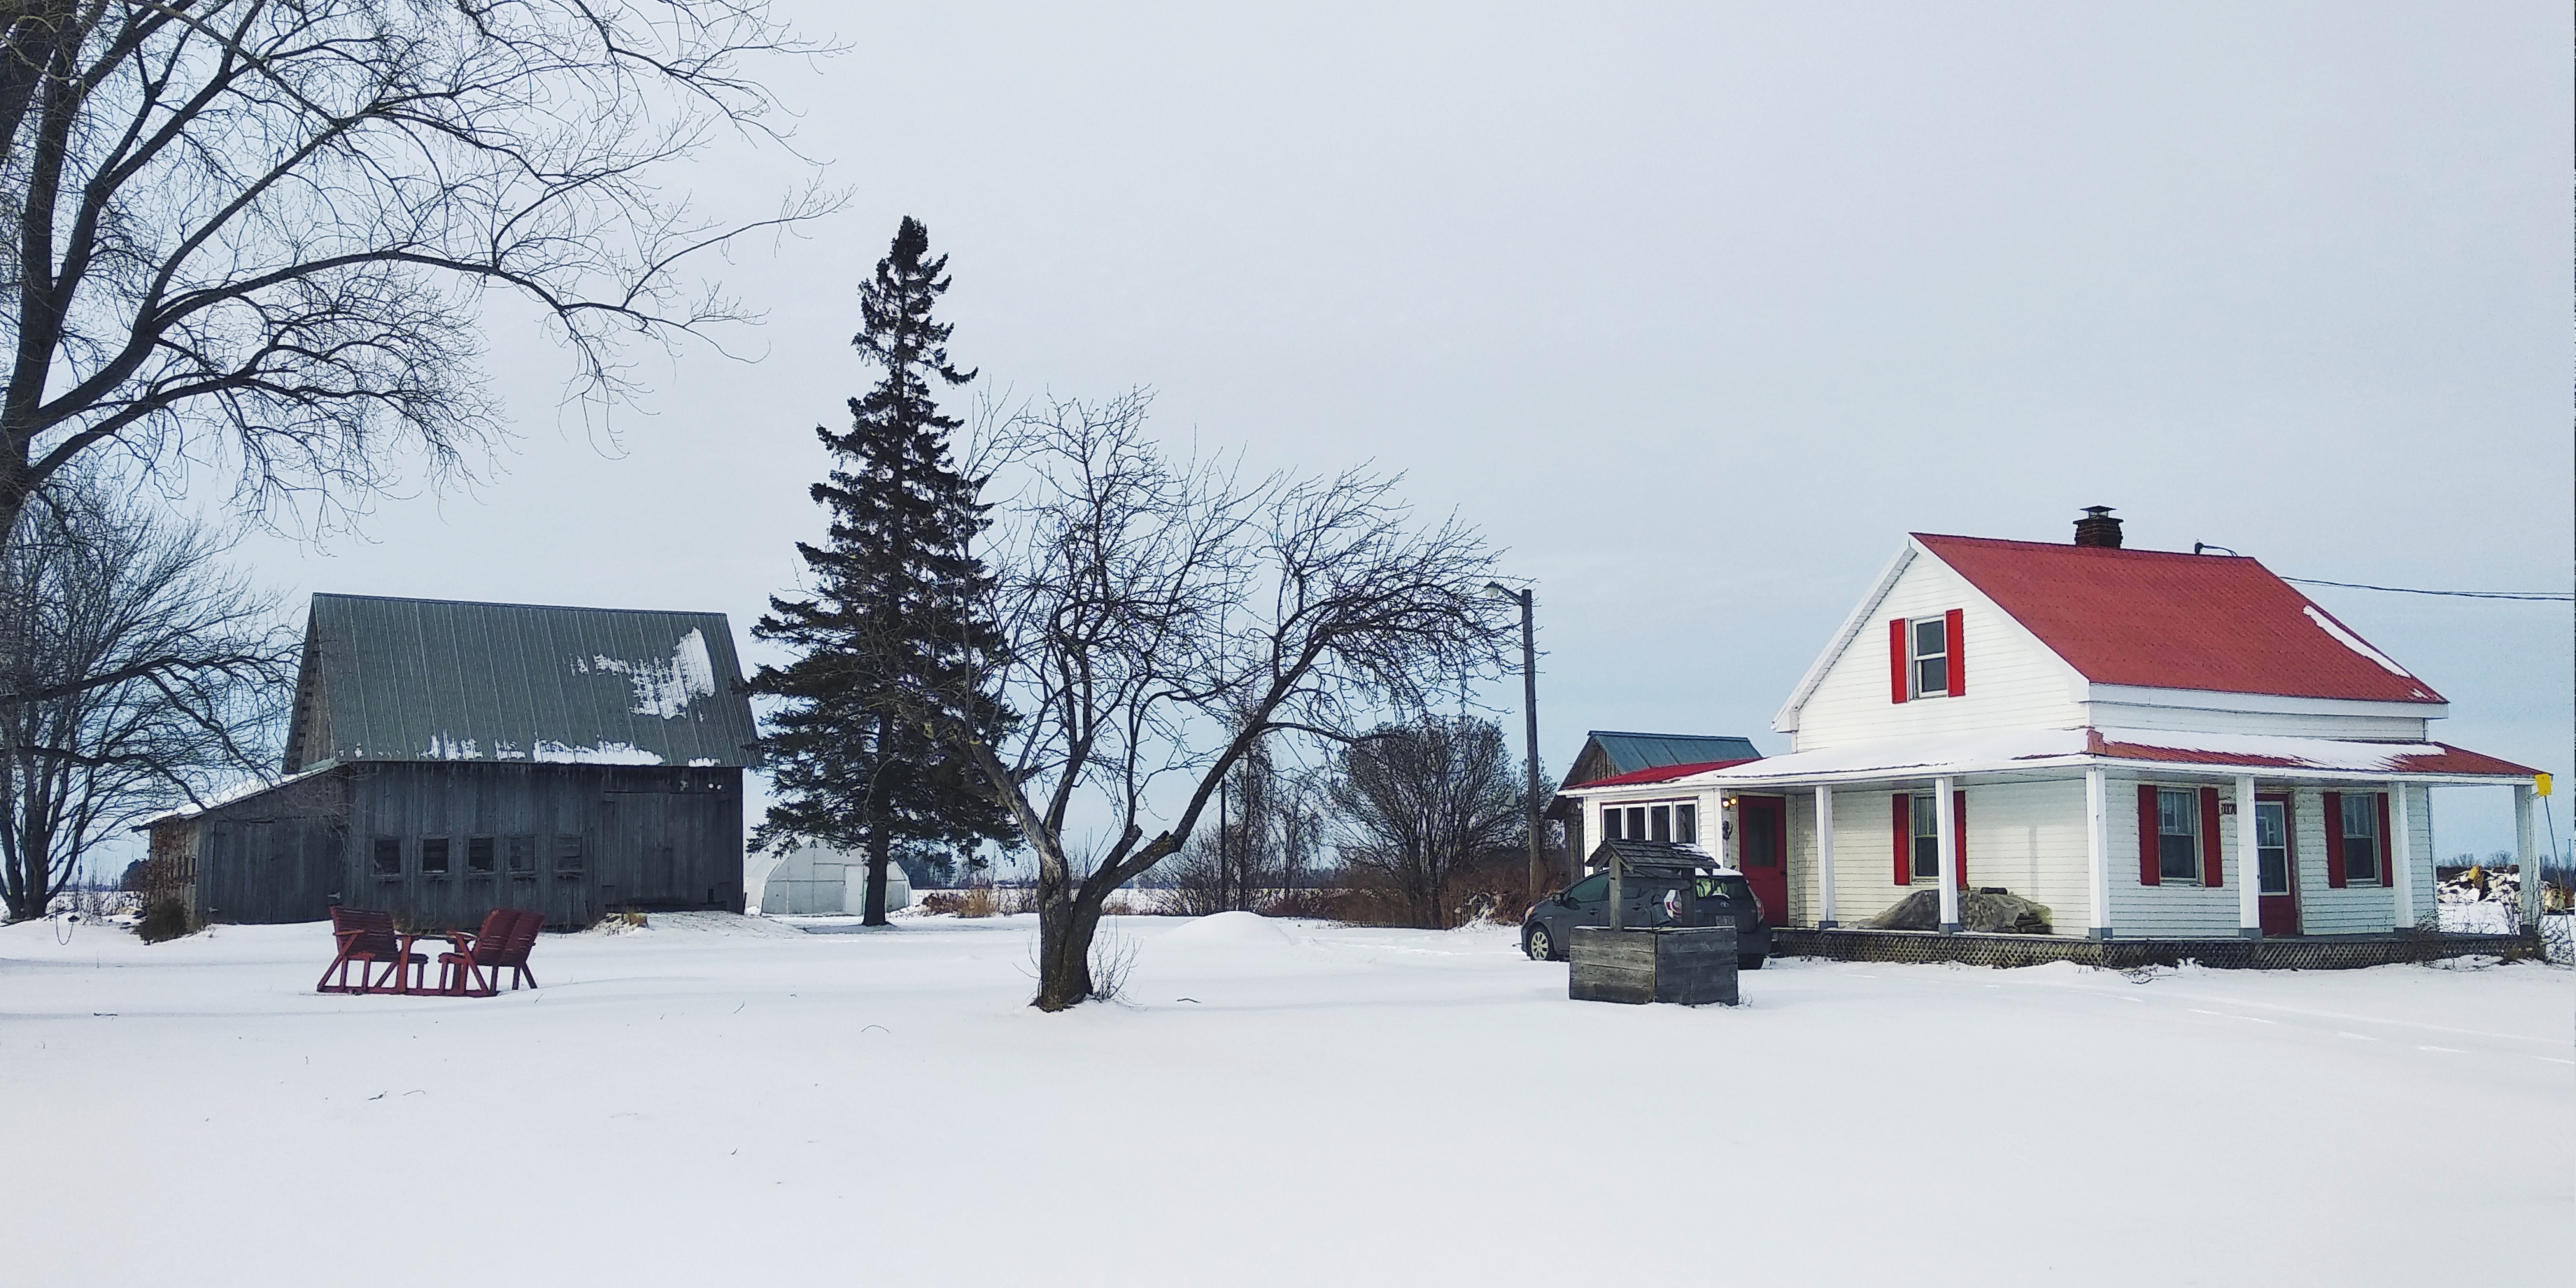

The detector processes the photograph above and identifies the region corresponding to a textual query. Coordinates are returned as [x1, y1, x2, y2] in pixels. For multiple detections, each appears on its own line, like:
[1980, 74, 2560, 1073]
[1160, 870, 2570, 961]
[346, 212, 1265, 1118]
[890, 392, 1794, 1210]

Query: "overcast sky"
[191, 2, 2572, 859]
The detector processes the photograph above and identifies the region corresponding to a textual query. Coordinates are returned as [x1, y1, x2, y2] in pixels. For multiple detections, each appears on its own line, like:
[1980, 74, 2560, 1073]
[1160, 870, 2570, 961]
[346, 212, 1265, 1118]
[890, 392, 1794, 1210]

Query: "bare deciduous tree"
[889, 392, 1511, 1010]
[0, 0, 838, 564]
[0, 469, 290, 921]
[1325, 714, 1527, 928]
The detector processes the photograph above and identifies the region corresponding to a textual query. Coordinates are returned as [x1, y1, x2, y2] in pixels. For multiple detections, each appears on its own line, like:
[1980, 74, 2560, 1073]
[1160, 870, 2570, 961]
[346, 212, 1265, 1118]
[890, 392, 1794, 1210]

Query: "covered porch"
[1678, 727, 2548, 949]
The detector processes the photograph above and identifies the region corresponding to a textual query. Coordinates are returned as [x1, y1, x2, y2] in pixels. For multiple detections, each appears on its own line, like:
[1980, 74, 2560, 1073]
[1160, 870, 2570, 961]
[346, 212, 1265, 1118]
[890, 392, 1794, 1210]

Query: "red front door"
[1736, 796, 1788, 926]
[2256, 793, 2300, 935]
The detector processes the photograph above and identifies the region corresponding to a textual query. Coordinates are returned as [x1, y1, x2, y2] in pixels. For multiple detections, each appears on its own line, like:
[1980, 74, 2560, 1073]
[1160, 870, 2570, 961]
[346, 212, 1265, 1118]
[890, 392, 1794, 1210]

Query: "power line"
[2283, 577, 2573, 603]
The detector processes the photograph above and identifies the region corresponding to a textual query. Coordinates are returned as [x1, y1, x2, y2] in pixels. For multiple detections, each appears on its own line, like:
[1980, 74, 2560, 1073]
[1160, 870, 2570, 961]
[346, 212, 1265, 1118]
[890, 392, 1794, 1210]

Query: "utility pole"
[1488, 583, 1546, 899]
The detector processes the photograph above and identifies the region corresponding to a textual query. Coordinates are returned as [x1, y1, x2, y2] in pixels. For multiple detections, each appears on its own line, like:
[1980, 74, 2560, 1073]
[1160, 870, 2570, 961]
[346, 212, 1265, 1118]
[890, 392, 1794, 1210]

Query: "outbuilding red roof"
[1577, 758, 1760, 788]
[1915, 535, 2445, 705]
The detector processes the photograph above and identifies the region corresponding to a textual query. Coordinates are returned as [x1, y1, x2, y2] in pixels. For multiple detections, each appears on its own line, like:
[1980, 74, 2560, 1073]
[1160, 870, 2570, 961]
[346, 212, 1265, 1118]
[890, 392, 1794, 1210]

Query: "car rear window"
[1697, 876, 1755, 902]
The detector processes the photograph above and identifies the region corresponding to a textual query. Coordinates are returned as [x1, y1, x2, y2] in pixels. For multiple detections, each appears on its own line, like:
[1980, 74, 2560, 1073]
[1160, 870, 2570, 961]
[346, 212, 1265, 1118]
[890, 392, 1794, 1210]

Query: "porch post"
[2387, 781, 2416, 930]
[1815, 785, 1838, 928]
[2235, 774, 2260, 938]
[1934, 774, 1960, 933]
[2085, 768, 2110, 939]
[2514, 782, 2538, 930]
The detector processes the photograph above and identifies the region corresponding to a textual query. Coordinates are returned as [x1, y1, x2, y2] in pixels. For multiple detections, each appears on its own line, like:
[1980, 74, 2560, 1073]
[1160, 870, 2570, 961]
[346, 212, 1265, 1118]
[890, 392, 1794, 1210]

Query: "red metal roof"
[1576, 758, 1760, 788]
[1914, 535, 2445, 705]
[2088, 731, 2537, 778]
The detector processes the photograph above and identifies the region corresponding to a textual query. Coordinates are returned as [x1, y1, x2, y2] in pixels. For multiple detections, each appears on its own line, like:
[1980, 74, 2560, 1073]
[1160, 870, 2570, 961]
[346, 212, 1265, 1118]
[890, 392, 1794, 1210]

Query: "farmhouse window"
[2337, 793, 2382, 884]
[506, 835, 536, 874]
[2155, 790, 2201, 883]
[1674, 802, 1698, 844]
[1889, 609, 1967, 702]
[371, 836, 402, 878]
[553, 835, 585, 875]
[1649, 805, 1671, 842]
[1910, 792, 1942, 880]
[1890, 791, 1968, 887]
[467, 836, 497, 875]
[420, 836, 451, 877]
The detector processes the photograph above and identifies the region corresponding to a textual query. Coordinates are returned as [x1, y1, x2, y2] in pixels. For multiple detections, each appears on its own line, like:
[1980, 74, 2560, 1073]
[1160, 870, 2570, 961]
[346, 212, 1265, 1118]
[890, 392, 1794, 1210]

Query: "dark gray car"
[1522, 865, 1771, 970]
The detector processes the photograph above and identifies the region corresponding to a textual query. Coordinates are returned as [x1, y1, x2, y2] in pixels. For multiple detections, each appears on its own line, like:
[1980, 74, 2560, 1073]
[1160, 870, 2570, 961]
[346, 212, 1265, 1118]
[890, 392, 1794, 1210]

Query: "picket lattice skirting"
[1771, 928, 2544, 970]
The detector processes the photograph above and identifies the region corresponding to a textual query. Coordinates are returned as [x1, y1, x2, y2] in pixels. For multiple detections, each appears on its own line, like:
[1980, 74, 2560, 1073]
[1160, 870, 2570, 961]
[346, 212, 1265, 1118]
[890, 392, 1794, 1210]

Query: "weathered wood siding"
[1785, 553, 2083, 752]
[183, 762, 742, 928]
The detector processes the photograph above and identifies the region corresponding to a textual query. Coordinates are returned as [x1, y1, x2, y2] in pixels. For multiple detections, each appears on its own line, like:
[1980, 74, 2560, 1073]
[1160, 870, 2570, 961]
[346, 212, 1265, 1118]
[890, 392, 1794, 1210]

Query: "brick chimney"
[2073, 506, 2123, 549]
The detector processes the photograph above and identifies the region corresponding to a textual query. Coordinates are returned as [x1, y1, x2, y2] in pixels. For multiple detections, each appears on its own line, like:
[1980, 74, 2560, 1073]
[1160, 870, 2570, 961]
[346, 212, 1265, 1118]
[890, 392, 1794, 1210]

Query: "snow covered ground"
[3, 911, 2568, 1287]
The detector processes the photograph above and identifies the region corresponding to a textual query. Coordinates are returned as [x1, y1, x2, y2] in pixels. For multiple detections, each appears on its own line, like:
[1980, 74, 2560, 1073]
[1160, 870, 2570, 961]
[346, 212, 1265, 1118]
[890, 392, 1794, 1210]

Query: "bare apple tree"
[896, 392, 1512, 1010]
[0, 0, 839, 564]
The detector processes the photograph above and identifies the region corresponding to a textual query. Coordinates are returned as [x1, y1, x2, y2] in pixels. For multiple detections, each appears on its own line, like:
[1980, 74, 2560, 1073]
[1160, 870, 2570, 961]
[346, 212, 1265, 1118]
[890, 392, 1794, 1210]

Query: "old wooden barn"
[142, 594, 758, 929]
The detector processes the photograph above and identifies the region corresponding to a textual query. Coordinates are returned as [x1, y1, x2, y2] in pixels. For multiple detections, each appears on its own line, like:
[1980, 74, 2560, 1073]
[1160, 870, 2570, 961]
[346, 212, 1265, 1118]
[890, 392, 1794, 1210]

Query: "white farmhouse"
[1559, 509, 2547, 945]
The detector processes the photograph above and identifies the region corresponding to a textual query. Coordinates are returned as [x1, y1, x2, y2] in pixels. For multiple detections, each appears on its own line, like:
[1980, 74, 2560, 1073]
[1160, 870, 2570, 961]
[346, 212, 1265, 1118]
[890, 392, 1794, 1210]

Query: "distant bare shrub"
[919, 891, 967, 916]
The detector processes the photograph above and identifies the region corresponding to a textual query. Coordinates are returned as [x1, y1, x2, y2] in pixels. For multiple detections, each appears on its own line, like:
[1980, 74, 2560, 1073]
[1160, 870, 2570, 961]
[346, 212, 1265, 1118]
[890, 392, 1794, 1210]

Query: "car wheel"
[1524, 923, 1556, 962]
[1739, 954, 1765, 971]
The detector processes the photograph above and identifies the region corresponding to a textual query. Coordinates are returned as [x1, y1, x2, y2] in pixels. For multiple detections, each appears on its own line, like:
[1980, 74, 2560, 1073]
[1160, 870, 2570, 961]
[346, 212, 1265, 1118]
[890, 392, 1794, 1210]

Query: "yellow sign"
[2538, 773, 2553, 798]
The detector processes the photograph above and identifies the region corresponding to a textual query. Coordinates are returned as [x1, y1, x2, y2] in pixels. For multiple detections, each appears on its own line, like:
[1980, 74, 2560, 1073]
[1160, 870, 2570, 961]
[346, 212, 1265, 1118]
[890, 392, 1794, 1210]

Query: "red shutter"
[1891, 793, 1912, 885]
[1888, 619, 1909, 704]
[2200, 786, 2223, 887]
[1944, 608, 1967, 698]
[1952, 789, 1969, 889]
[2321, 791, 2347, 887]
[2376, 792, 2395, 887]
[2136, 784, 2160, 886]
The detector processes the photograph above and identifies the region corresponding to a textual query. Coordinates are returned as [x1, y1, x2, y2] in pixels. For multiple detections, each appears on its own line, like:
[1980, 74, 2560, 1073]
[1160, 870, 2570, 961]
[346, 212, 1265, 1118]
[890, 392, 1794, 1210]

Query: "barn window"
[2156, 789, 2202, 884]
[420, 837, 451, 877]
[2338, 794, 2381, 884]
[553, 835, 584, 874]
[371, 836, 402, 878]
[506, 835, 536, 874]
[467, 836, 496, 875]
[1910, 618, 1949, 698]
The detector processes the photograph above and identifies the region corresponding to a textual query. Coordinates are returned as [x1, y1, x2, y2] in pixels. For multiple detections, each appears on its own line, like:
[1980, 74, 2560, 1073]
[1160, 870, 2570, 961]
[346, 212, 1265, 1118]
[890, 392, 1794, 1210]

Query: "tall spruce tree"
[749, 217, 1014, 923]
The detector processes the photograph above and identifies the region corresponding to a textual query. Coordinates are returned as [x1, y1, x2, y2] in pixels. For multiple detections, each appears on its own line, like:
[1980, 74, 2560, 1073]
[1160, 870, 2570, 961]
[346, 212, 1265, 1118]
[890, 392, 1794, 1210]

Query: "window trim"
[2338, 793, 2382, 885]
[2154, 788, 2204, 886]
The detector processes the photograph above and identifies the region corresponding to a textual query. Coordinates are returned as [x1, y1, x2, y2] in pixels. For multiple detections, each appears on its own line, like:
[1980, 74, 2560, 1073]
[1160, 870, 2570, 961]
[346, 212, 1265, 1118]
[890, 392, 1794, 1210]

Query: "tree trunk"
[1033, 882, 1107, 1011]
[863, 830, 891, 926]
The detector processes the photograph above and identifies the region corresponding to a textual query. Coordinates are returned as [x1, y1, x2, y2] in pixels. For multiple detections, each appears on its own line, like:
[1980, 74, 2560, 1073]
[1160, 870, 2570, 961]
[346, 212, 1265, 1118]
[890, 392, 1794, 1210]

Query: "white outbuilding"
[750, 843, 910, 916]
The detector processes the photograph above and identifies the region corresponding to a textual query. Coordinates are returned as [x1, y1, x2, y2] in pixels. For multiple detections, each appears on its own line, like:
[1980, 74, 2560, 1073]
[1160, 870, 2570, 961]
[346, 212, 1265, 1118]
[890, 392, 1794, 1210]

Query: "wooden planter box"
[1569, 926, 1739, 1006]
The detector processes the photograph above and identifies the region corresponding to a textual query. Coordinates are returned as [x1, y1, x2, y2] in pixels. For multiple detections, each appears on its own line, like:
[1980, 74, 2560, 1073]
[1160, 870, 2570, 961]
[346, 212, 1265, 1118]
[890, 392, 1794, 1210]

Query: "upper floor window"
[1888, 609, 1965, 702]
[1911, 618, 1949, 698]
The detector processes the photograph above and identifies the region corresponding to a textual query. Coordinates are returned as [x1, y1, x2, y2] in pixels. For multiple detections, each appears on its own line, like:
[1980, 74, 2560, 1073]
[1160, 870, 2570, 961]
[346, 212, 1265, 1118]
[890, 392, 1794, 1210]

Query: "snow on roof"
[1661, 726, 2535, 786]
[1912, 535, 2445, 705]
[132, 763, 335, 829]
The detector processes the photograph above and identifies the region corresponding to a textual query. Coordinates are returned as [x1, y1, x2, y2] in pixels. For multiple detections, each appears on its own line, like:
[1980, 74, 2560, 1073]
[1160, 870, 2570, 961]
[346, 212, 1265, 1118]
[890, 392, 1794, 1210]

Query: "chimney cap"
[2072, 506, 2124, 549]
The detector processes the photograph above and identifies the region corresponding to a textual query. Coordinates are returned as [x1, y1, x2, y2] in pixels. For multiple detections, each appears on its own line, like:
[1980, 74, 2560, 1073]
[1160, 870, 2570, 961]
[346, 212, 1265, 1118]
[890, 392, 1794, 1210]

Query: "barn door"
[1735, 796, 1788, 926]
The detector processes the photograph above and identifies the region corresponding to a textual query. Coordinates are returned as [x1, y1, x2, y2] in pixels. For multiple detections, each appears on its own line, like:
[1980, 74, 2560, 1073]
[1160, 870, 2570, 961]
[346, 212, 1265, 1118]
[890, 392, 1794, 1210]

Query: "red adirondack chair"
[318, 907, 425, 994]
[437, 908, 544, 997]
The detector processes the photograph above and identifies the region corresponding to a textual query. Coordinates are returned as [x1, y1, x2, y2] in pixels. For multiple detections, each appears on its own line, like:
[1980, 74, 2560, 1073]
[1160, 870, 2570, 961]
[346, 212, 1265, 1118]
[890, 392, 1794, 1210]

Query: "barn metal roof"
[283, 594, 758, 770]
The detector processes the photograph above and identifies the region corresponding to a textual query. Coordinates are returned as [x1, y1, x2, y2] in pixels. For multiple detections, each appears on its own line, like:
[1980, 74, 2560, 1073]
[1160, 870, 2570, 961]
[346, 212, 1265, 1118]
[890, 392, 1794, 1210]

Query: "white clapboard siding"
[2104, 771, 2245, 937]
[1788, 551, 2083, 752]
[1957, 778, 2093, 935]
[2087, 702, 2428, 741]
[2291, 784, 2435, 935]
[1790, 780, 2090, 936]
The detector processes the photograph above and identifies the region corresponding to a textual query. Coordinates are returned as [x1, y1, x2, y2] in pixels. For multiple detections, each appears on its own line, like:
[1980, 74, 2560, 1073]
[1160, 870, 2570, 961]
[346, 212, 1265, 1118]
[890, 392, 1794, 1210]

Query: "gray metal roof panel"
[1587, 731, 1763, 774]
[303, 594, 757, 768]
